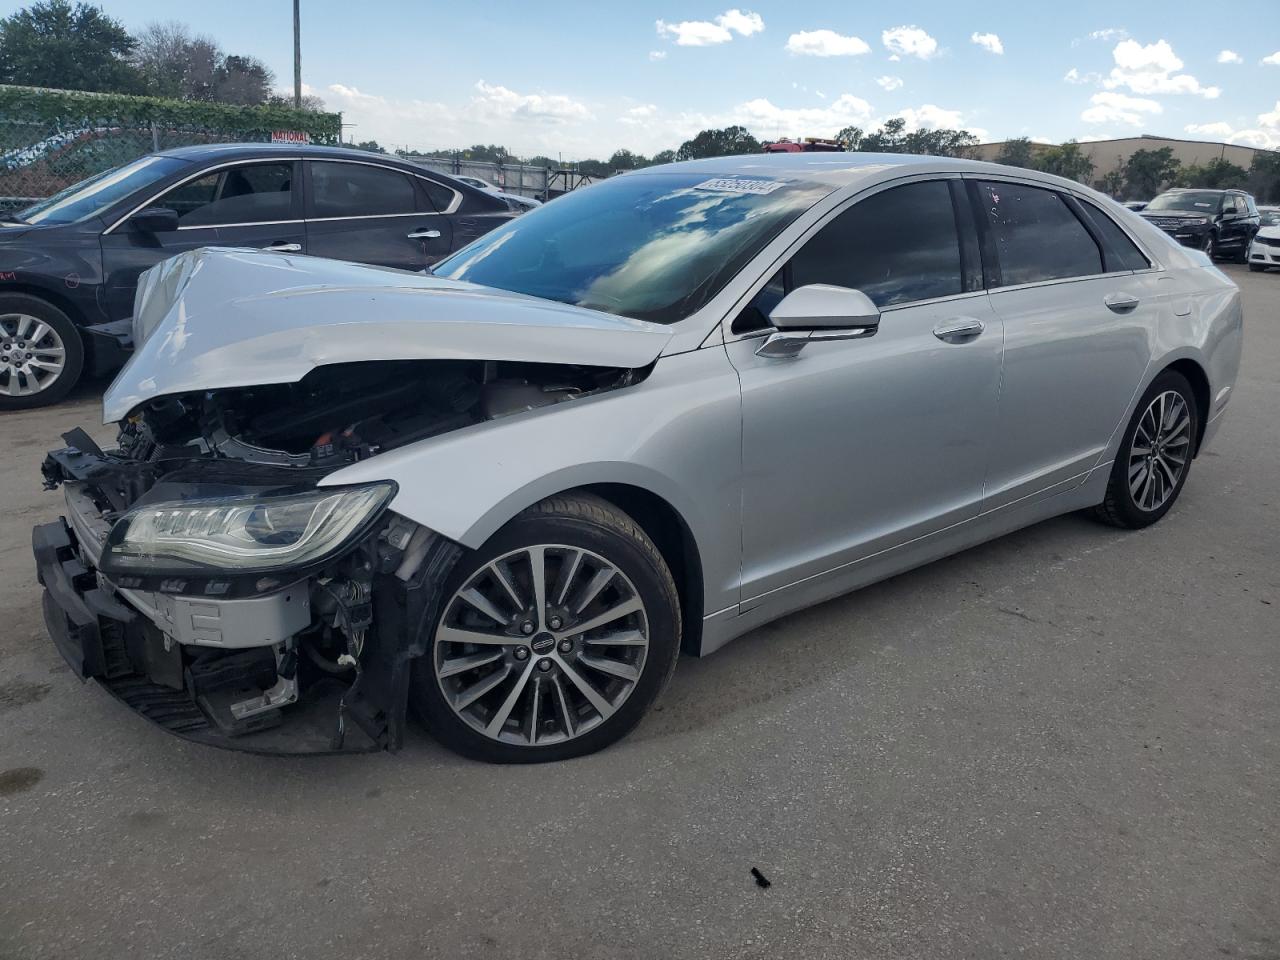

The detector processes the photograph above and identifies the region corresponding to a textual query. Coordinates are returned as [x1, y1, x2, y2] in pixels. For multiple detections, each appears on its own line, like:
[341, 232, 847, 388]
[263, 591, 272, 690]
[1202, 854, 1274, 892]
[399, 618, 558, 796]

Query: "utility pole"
[292, 0, 302, 109]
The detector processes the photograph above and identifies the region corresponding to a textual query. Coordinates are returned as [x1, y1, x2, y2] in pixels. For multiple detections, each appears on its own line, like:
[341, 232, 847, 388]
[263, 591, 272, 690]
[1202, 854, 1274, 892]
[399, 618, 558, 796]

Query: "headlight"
[1181, 217, 1209, 226]
[100, 483, 395, 576]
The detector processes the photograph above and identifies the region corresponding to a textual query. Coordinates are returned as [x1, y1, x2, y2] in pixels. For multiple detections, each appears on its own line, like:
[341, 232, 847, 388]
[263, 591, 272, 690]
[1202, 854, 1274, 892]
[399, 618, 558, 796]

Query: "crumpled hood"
[102, 247, 673, 422]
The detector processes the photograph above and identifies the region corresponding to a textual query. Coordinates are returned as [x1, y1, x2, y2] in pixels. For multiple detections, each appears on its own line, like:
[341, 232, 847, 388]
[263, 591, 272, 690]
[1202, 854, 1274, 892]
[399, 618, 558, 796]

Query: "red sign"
[271, 130, 310, 144]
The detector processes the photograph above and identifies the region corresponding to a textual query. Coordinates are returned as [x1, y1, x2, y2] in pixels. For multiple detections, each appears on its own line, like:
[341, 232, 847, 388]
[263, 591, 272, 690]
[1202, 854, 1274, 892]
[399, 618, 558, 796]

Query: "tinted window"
[790, 180, 962, 307]
[1078, 201, 1150, 272]
[434, 173, 830, 325]
[419, 178, 457, 212]
[312, 162, 417, 217]
[979, 182, 1101, 285]
[153, 162, 295, 227]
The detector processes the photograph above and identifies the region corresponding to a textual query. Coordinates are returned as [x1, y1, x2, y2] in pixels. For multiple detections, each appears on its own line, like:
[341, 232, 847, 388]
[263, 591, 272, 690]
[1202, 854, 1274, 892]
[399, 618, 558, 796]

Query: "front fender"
[320, 347, 744, 617]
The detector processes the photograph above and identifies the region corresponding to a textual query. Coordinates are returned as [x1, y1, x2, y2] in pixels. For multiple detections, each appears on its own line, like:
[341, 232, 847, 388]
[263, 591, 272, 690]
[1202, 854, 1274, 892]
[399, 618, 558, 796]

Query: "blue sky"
[5, 1, 1280, 158]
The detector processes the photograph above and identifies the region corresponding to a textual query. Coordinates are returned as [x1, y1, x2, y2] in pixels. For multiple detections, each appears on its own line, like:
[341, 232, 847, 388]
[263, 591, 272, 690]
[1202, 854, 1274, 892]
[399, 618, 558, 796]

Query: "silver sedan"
[35, 153, 1241, 762]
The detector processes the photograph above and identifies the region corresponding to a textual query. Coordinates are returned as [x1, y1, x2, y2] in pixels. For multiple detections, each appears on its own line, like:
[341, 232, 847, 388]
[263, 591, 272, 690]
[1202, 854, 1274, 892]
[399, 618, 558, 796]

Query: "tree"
[860, 117, 907, 152]
[676, 125, 760, 161]
[995, 137, 1036, 169]
[1248, 151, 1280, 204]
[214, 54, 274, 105]
[1175, 158, 1248, 190]
[1124, 147, 1180, 199]
[0, 0, 141, 92]
[1035, 140, 1095, 183]
[903, 127, 978, 158]
[351, 140, 386, 154]
[608, 148, 649, 170]
[650, 149, 676, 165]
[835, 125, 864, 150]
[1100, 169, 1125, 197]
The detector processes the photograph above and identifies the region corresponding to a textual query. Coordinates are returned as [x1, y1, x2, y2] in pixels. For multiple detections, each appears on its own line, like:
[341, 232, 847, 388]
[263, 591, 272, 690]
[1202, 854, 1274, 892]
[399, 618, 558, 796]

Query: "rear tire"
[0, 294, 83, 410]
[1094, 370, 1199, 529]
[411, 493, 681, 763]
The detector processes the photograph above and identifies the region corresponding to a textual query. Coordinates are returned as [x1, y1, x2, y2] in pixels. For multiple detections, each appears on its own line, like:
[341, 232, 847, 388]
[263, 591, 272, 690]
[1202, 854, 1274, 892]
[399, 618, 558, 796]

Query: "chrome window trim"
[102, 156, 304, 235]
[305, 210, 448, 224]
[176, 218, 303, 232]
[308, 157, 463, 215]
[103, 155, 464, 236]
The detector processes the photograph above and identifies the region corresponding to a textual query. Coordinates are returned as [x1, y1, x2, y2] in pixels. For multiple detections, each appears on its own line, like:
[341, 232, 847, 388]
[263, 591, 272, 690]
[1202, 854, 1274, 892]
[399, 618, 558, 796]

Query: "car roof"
[155, 142, 422, 165]
[630, 151, 1098, 195]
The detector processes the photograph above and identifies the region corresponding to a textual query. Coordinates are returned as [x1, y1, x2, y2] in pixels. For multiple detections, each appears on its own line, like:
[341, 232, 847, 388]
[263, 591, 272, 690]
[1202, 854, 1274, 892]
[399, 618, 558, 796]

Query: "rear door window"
[310, 161, 419, 218]
[1077, 201, 1150, 272]
[978, 181, 1102, 285]
[789, 179, 964, 307]
[152, 162, 296, 227]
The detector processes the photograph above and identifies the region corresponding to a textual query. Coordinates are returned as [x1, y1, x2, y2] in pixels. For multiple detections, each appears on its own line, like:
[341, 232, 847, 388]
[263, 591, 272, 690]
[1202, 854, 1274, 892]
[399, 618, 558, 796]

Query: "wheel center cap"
[529, 632, 556, 655]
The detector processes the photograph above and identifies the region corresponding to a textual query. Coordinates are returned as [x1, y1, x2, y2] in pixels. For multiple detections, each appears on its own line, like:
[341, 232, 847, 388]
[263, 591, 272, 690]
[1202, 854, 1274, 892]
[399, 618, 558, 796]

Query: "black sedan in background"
[1138, 187, 1260, 262]
[0, 143, 517, 409]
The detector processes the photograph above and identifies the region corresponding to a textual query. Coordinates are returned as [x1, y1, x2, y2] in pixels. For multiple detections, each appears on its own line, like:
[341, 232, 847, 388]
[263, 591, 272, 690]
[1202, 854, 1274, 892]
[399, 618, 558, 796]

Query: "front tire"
[1249, 262, 1266, 272]
[1094, 370, 1199, 529]
[0, 295, 83, 410]
[411, 493, 681, 763]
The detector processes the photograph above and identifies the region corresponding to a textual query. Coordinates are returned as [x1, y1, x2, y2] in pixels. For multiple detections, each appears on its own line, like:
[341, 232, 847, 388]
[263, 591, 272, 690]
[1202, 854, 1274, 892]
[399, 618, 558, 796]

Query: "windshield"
[17, 155, 189, 225]
[1145, 191, 1223, 214]
[433, 172, 831, 325]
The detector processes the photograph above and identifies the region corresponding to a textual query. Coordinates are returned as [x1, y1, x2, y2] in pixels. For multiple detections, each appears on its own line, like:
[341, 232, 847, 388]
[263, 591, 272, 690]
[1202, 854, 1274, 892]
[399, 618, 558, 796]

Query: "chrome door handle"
[265, 242, 301, 253]
[407, 229, 442, 240]
[932, 317, 985, 344]
[1104, 292, 1140, 313]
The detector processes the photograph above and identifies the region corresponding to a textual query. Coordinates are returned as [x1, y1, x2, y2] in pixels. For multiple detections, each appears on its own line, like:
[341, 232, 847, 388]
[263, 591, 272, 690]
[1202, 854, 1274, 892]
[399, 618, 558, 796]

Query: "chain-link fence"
[0, 83, 342, 212]
[403, 155, 551, 201]
[1, 121, 271, 211]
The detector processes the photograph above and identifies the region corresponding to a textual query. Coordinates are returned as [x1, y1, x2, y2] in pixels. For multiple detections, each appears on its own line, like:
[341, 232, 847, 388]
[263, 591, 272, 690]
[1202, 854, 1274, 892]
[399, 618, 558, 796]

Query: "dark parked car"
[1138, 188, 1260, 262]
[0, 143, 516, 409]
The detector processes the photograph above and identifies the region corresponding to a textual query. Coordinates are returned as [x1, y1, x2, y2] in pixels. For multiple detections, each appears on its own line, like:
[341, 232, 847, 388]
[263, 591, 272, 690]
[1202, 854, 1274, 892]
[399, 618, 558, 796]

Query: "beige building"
[972, 135, 1270, 186]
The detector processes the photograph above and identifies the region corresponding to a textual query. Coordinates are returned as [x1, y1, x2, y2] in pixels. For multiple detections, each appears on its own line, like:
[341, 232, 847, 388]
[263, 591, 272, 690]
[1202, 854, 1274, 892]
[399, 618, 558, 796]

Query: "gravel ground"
[0, 264, 1276, 960]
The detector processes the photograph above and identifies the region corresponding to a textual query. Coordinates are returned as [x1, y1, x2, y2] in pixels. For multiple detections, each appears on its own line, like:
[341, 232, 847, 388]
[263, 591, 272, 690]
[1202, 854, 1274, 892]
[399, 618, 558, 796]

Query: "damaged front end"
[34, 356, 639, 753]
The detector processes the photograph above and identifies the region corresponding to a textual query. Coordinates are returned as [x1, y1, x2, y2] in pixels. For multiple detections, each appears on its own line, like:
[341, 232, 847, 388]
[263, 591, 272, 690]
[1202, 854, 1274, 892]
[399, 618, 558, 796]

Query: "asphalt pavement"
[0, 264, 1276, 960]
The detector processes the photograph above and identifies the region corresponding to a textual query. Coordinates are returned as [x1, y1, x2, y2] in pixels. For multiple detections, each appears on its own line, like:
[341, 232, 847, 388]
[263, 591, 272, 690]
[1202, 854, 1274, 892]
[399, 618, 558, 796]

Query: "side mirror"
[758, 284, 880, 358]
[769, 284, 881, 330]
[130, 207, 179, 234]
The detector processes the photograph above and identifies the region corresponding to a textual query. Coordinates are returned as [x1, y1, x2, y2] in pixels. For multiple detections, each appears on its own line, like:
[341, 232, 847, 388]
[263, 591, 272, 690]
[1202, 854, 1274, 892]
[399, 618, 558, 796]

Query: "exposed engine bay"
[35, 358, 644, 754]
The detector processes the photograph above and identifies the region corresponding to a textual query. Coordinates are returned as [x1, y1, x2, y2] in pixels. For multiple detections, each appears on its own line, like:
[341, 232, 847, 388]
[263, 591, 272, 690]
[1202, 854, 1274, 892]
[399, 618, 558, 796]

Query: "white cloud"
[471, 80, 592, 123]
[1104, 39, 1220, 98]
[656, 9, 763, 46]
[1263, 51, 1280, 65]
[619, 104, 658, 125]
[1081, 90, 1162, 126]
[1216, 50, 1243, 64]
[1172, 102, 1280, 149]
[649, 50, 667, 61]
[898, 104, 963, 130]
[727, 93, 874, 133]
[1089, 28, 1127, 41]
[882, 25, 938, 60]
[1184, 121, 1235, 138]
[1064, 67, 1102, 84]
[971, 32, 1003, 55]
[785, 29, 870, 57]
[875, 75, 903, 91]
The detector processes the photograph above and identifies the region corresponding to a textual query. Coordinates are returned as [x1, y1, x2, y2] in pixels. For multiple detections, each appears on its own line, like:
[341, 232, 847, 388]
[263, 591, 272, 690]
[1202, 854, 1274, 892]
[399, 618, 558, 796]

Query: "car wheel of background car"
[0, 294, 83, 410]
[1248, 262, 1265, 272]
[1202, 234, 1217, 259]
[1094, 370, 1199, 530]
[411, 492, 681, 763]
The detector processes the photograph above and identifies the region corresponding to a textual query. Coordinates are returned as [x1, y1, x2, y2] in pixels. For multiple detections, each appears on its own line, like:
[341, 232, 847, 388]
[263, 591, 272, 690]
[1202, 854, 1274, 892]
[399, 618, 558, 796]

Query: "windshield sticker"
[694, 177, 785, 195]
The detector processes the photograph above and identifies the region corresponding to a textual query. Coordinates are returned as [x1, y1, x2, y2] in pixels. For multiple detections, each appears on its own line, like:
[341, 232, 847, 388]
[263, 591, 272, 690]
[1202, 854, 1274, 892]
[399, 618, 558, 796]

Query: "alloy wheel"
[1128, 390, 1191, 512]
[0, 313, 66, 397]
[433, 544, 650, 746]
